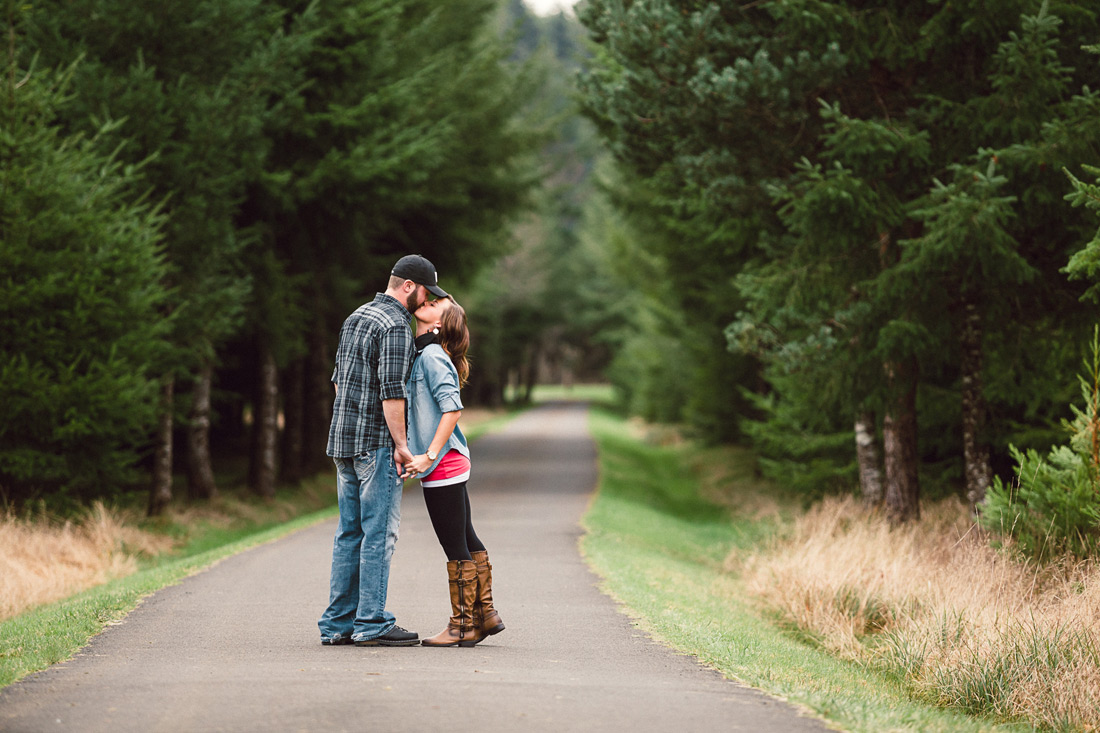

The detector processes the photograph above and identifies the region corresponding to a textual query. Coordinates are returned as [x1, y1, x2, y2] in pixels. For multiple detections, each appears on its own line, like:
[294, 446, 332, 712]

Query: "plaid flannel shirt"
[326, 293, 414, 458]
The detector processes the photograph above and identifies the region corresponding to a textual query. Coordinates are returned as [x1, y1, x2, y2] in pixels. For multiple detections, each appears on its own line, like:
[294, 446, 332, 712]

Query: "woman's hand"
[405, 453, 433, 476]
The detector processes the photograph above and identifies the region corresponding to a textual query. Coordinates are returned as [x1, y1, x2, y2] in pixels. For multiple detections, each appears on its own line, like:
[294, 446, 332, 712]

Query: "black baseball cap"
[391, 254, 449, 298]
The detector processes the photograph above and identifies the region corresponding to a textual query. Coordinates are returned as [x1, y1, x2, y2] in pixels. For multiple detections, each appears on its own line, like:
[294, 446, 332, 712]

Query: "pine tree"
[899, 158, 1033, 511]
[577, 0, 850, 441]
[1061, 42, 1100, 297]
[979, 40, 1100, 560]
[1066, 164, 1100, 290]
[578, 0, 1100, 522]
[1, 12, 169, 507]
[900, 2, 1089, 511]
[23, 0, 302, 511]
[241, 0, 543, 484]
[732, 104, 933, 504]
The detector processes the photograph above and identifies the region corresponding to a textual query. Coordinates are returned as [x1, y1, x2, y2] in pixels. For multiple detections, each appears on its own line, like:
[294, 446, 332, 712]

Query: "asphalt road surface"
[0, 402, 830, 732]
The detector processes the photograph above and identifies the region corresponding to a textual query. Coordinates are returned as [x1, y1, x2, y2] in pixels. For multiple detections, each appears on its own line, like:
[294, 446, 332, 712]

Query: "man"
[319, 254, 449, 646]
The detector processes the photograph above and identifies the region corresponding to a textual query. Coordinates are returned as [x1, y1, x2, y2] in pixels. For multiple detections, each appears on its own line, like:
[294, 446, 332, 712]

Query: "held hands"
[404, 453, 433, 477]
[394, 445, 414, 479]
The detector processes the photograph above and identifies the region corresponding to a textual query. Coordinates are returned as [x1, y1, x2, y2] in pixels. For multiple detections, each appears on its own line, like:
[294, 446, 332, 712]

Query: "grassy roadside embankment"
[0, 408, 513, 690]
[581, 407, 1034, 733]
[0, 494, 337, 689]
[744, 498, 1100, 731]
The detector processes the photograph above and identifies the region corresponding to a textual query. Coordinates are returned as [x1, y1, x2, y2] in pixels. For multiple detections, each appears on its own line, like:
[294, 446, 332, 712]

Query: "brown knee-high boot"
[471, 550, 504, 636]
[422, 560, 482, 647]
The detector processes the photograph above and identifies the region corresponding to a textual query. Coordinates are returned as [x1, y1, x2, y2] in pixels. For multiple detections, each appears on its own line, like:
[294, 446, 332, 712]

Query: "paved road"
[0, 403, 829, 732]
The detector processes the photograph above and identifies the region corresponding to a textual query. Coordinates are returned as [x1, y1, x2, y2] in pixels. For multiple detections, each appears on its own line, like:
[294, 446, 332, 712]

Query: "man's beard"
[405, 289, 421, 312]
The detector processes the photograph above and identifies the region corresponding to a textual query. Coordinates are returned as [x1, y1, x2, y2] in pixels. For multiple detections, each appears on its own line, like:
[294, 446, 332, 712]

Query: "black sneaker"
[354, 625, 419, 647]
[321, 636, 353, 646]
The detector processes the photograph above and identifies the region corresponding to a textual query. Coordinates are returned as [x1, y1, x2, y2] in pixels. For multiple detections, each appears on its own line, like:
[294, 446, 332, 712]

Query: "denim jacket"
[406, 343, 470, 478]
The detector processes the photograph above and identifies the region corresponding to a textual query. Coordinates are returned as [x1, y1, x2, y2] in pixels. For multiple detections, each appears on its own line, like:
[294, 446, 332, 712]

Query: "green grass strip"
[581, 408, 1031, 733]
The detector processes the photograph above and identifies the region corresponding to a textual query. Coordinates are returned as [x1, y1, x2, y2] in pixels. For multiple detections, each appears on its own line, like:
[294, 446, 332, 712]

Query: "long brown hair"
[439, 298, 470, 386]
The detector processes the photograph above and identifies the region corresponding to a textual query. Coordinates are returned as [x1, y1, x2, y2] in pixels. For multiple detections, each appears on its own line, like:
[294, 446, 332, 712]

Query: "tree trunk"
[960, 298, 992, 512]
[854, 410, 884, 508]
[304, 322, 333, 473]
[281, 357, 304, 484]
[491, 362, 506, 407]
[251, 346, 278, 499]
[522, 343, 539, 403]
[883, 358, 920, 524]
[186, 361, 218, 501]
[147, 377, 175, 517]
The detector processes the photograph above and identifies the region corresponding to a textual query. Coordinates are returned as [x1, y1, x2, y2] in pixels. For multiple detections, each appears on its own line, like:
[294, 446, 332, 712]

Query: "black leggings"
[422, 481, 486, 562]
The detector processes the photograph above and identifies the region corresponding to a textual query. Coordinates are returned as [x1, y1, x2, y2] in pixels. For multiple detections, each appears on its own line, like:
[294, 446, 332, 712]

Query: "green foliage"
[739, 387, 858, 498]
[731, 100, 933, 485]
[977, 41, 1100, 559]
[0, 58, 169, 506]
[461, 2, 621, 406]
[902, 156, 1033, 292]
[578, 0, 847, 199]
[983, 444, 1100, 560]
[981, 330, 1100, 560]
[1, 0, 547, 507]
[234, 0, 548, 407]
[579, 0, 1100, 502]
[23, 0, 298, 372]
[1064, 163, 1100, 300]
[577, 1, 852, 440]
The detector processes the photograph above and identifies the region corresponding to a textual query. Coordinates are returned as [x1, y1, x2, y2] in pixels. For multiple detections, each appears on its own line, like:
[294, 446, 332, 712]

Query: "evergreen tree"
[3, 0, 548, 509]
[1062, 43, 1100, 298]
[238, 0, 543, 487]
[1, 13, 169, 507]
[1066, 161, 1100, 290]
[732, 105, 933, 502]
[577, 0, 848, 441]
[464, 1, 620, 407]
[979, 41, 1100, 560]
[901, 3, 1093, 511]
[22, 0, 302, 511]
[578, 0, 1100, 522]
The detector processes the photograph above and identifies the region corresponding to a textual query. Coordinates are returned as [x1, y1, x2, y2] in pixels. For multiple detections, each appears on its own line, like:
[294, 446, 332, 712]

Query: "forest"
[2, 0, 579, 513]
[4, 0, 1100, 551]
[576, 0, 1100, 541]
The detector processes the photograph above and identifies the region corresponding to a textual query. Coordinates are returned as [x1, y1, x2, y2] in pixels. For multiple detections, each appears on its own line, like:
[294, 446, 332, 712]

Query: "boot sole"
[355, 639, 419, 647]
[421, 640, 481, 647]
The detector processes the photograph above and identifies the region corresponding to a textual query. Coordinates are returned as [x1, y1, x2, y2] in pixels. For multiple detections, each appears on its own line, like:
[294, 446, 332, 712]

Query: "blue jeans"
[318, 447, 402, 642]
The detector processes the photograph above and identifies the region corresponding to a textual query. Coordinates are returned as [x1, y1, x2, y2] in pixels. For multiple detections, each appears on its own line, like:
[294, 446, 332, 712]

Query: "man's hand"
[394, 445, 414, 478]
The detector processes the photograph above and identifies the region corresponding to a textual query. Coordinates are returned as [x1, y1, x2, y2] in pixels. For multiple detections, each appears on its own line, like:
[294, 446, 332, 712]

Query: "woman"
[404, 296, 504, 647]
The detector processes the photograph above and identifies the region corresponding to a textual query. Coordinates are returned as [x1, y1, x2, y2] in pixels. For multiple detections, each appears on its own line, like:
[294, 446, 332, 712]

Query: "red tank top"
[421, 449, 471, 487]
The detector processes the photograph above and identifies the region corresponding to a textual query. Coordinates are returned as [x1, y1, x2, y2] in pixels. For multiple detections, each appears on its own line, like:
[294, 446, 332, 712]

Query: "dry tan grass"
[0, 409, 506, 624]
[0, 482, 336, 622]
[743, 495, 1100, 730]
[0, 406, 509, 625]
[0, 503, 174, 621]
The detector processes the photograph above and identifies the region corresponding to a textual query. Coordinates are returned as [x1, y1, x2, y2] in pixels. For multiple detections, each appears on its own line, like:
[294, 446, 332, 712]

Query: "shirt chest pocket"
[407, 370, 428, 400]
